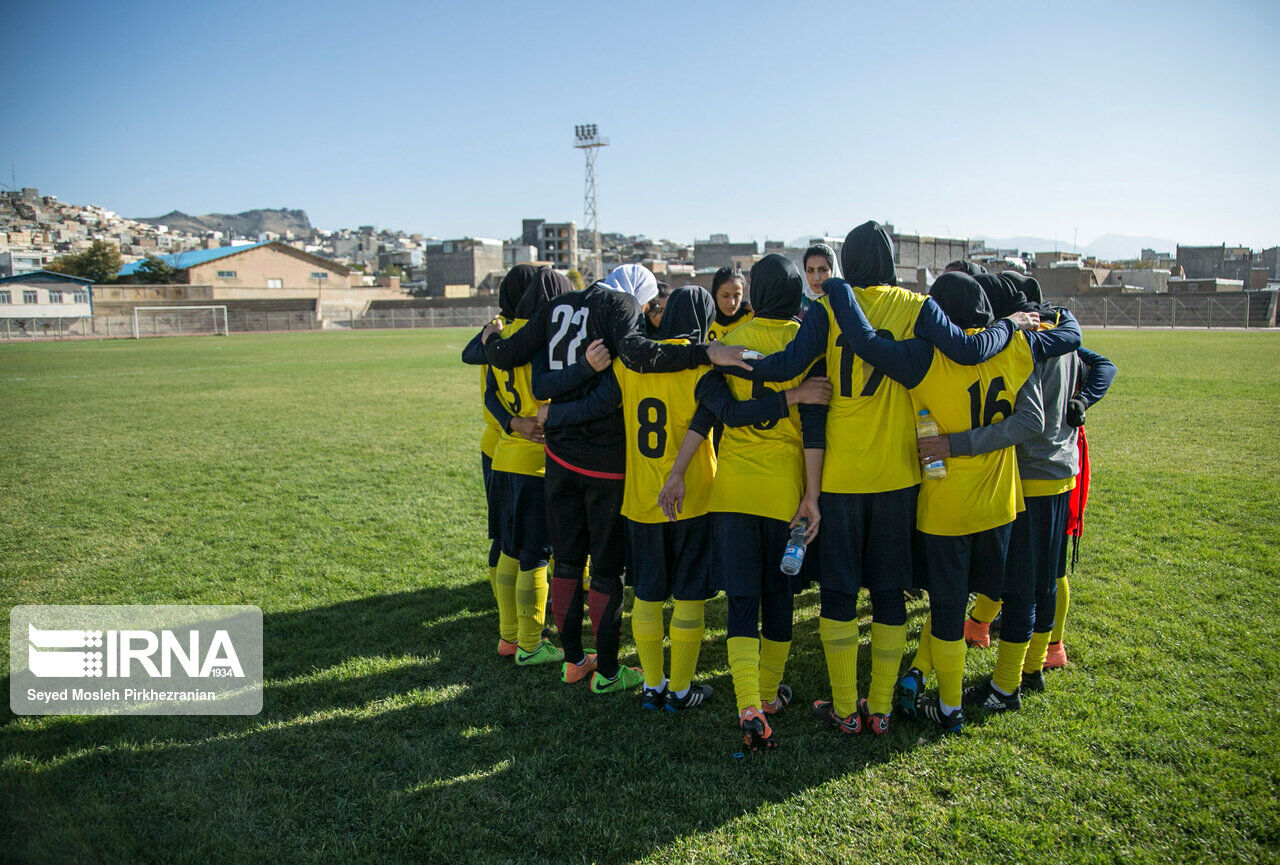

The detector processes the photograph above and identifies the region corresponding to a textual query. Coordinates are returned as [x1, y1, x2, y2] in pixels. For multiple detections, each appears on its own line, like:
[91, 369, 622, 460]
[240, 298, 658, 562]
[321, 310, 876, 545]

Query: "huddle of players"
[462, 219, 1116, 749]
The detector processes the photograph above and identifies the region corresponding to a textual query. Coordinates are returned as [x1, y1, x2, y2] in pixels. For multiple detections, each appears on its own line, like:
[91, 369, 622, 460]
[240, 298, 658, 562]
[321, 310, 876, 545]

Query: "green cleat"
[515, 640, 564, 666]
[590, 665, 644, 694]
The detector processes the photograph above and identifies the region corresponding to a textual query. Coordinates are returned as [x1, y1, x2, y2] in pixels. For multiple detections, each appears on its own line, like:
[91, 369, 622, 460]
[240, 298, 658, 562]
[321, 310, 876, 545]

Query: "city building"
[424, 237, 504, 296]
[1034, 251, 1082, 269]
[0, 270, 93, 322]
[0, 250, 43, 277]
[889, 227, 969, 272]
[521, 219, 578, 270]
[1104, 269, 1172, 293]
[1176, 244, 1253, 281]
[694, 234, 758, 271]
[118, 241, 353, 289]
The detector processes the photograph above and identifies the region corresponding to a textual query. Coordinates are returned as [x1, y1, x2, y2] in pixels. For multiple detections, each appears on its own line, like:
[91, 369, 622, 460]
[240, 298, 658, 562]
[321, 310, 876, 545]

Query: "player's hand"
[1065, 396, 1087, 428]
[707, 340, 752, 371]
[1005, 311, 1040, 331]
[511, 416, 545, 444]
[480, 318, 503, 343]
[790, 496, 820, 542]
[584, 339, 611, 372]
[536, 403, 550, 426]
[787, 376, 832, 406]
[658, 474, 685, 522]
[918, 435, 951, 462]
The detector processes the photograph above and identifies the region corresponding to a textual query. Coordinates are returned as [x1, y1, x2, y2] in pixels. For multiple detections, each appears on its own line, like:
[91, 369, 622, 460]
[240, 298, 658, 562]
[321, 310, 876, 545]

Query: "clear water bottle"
[916, 409, 947, 480]
[780, 518, 808, 576]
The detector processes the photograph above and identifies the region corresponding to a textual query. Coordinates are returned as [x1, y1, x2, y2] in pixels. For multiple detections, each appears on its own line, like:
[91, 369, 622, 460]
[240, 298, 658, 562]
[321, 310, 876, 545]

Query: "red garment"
[1067, 425, 1090, 538]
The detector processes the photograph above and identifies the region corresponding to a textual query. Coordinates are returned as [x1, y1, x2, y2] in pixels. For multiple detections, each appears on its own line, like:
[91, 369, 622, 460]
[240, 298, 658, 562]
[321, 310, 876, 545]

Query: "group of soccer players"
[461, 220, 1115, 749]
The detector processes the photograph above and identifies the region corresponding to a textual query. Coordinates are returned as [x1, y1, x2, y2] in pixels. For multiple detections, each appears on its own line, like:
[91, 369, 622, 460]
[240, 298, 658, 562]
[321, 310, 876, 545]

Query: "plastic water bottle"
[916, 409, 947, 480]
[780, 519, 808, 576]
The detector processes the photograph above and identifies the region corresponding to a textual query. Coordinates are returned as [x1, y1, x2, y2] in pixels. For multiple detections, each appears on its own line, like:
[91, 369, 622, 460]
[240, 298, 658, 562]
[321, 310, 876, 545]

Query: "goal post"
[132, 306, 229, 339]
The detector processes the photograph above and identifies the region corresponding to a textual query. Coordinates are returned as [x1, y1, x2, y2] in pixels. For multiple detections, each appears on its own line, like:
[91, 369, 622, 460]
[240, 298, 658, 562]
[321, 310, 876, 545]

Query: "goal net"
[132, 306, 229, 339]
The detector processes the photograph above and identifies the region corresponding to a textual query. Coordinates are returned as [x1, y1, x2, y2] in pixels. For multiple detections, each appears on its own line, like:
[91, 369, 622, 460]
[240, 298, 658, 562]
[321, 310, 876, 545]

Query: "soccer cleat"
[561, 653, 597, 684]
[918, 697, 965, 734]
[962, 679, 1022, 712]
[590, 665, 644, 695]
[665, 683, 713, 712]
[761, 683, 793, 715]
[904, 589, 925, 601]
[1021, 670, 1046, 692]
[964, 617, 991, 648]
[497, 639, 518, 658]
[1044, 641, 1068, 670]
[858, 698, 890, 736]
[641, 684, 669, 711]
[810, 699, 863, 735]
[894, 668, 925, 718]
[515, 641, 564, 666]
[739, 707, 779, 751]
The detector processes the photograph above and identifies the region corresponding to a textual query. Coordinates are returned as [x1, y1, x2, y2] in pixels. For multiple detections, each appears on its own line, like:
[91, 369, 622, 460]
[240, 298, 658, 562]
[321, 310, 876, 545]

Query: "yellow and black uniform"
[707, 307, 752, 343]
[838, 270, 1082, 718]
[708, 256, 826, 735]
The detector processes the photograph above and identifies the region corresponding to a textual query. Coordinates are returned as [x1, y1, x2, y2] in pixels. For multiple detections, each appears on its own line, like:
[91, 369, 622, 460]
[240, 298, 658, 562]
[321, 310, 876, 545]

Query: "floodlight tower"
[573, 123, 609, 282]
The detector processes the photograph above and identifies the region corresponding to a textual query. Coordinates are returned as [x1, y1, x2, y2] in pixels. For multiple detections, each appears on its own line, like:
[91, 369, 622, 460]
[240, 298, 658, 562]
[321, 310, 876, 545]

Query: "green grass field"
[2, 328, 1279, 864]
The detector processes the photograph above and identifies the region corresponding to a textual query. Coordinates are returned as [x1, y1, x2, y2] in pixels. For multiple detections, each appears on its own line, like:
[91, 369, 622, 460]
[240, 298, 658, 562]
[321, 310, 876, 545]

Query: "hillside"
[135, 208, 312, 237]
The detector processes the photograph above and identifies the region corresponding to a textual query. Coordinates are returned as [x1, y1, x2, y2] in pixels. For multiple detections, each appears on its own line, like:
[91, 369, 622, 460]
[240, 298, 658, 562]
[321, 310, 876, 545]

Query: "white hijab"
[802, 242, 842, 302]
[601, 264, 658, 308]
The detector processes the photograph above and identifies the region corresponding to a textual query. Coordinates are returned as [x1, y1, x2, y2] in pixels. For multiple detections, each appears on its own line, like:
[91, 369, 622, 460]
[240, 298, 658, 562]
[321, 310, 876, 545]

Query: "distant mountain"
[135, 208, 312, 237]
[977, 234, 1178, 261]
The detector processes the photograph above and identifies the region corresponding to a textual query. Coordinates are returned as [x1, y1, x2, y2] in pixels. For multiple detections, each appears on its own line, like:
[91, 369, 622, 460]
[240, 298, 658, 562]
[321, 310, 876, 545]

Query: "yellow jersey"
[615, 344, 717, 523]
[490, 319, 548, 477]
[708, 310, 753, 343]
[708, 317, 811, 523]
[818, 288, 926, 494]
[912, 331, 1035, 536]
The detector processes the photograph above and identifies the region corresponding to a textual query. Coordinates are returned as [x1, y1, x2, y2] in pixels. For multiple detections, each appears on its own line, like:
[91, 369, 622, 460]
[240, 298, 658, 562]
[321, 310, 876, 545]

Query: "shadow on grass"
[1, 581, 979, 865]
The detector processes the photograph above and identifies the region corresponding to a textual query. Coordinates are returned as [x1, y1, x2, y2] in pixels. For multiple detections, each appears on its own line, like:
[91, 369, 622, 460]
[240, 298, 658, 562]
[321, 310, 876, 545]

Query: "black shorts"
[1005, 492, 1070, 599]
[494, 470, 551, 566]
[711, 511, 805, 597]
[543, 459, 626, 577]
[817, 486, 917, 595]
[481, 452, 498, 541]
[920, 523, 1013, 607]
[626, 516, 714, 602]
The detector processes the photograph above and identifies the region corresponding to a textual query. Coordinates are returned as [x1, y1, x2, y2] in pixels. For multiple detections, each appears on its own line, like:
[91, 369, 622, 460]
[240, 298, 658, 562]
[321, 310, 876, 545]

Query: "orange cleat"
[561, 653, 597, 683]
[740, 707, 779, 751]
[761, 683, 793, 715]
[498, 639, 518, 657]
[964, 617, 991, 648]
[1044, 641, 1068, 670]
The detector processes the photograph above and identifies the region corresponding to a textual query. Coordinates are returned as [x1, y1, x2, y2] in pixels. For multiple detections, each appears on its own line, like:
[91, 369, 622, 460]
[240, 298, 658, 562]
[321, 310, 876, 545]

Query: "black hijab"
[975, 272, 1037, 319]
[840, 221, 898, 288]
[929, 272, 994, 330]
[515, 268, 572, 319]
[748, 254, 804, 321]
[656, 285, 715, 343]
[498, 264, 539, 320]
[944, 260, 988, 277]
[998, 270, 1043, 305]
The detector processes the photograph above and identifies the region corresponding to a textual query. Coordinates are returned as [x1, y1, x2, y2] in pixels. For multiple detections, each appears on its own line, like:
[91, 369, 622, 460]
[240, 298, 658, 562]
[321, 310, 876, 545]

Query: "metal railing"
[1062, 293, 1276, 329]
[346, 306, 499, 329]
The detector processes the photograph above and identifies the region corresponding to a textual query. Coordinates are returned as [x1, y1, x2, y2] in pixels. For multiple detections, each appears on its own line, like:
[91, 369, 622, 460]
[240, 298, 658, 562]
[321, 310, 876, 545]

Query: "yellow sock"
[1051, 576, 1070, 642]
[668, 599, 705, 694]
[495, 554, 518, 644]
[971, 594, 1003, 624]
[727, 636, 761, 713]
[515, 566, 548, 651]
[993, 638, 1030, 693]
[758, 637, 791, 706]
[819, 618, 860, 718]
[1023, 631, 1052, 674]
[869, 622, 907, 716]
[630, 599, 666, 688]
[932, 636, 966, 710]
[910, 615, 934, 678]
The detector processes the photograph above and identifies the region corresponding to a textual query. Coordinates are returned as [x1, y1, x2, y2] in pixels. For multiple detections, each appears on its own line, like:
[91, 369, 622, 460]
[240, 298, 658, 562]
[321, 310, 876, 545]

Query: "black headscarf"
[998, 270, 1043, 305]
[498, 264, 539, 320]
[976, 272, 1037, 319]
[929, 272, 994, 330]
[944, 260, 988, 277]
[656, 285, 715, 343]
[515, 268, 572, 319]
[840, 221, 898, 288]
[748, 254, 804, 321]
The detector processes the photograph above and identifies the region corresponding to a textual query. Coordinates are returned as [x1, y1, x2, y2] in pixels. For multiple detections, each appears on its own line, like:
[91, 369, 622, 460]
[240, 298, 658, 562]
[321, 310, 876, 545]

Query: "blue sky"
[6, 0, 1277, 250]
